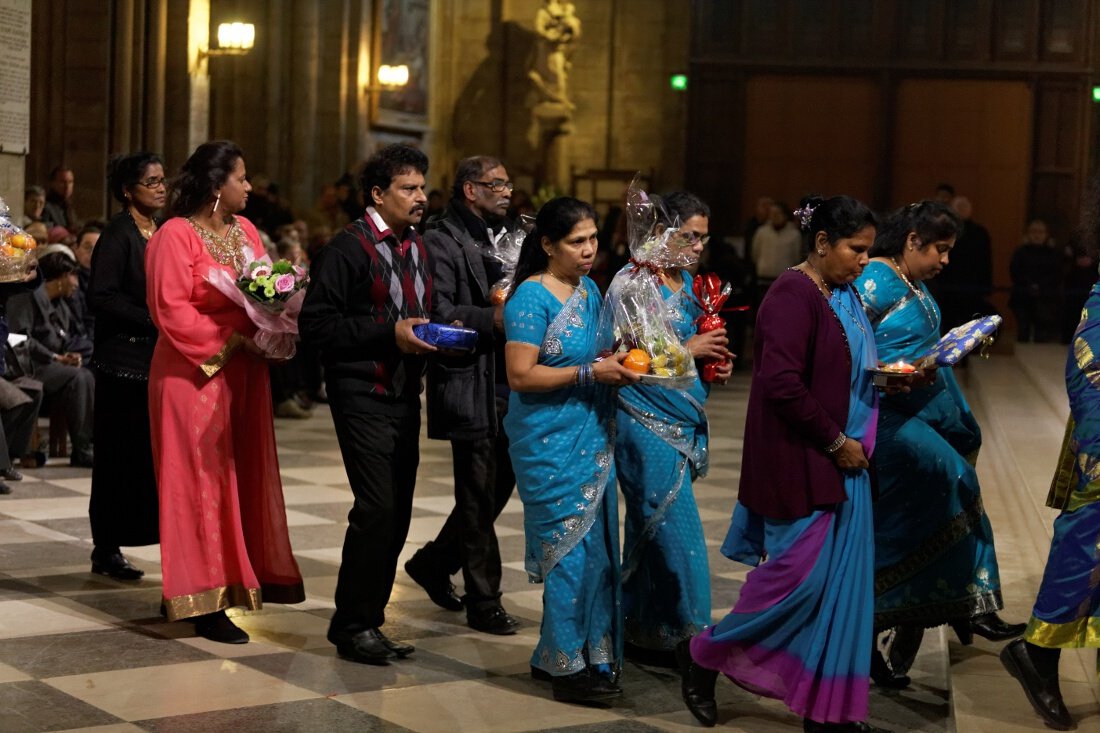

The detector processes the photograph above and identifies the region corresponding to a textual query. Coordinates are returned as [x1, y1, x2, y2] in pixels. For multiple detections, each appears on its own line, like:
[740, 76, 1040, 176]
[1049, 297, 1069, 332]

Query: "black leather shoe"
[70, 450, 94, 468]
[404, 554, 463, 611]
[334, 628, 397, 665]
[676, 639, 718, 727]
[803, 720, 891, 732]
[550, 669, 621, 704]
[870, 647, 910, 690]
[1, 467, 22, 481]
[1000, 639, 1076, 730]
[91, 552, 144, 581]
[0, 481, 10, 495]
[376, 628, 414, 657]
[468, 606, 520, 635]
[971, 612, 1028, 641]
[194, 610, 249, 644]
[949, 619, 974, 645]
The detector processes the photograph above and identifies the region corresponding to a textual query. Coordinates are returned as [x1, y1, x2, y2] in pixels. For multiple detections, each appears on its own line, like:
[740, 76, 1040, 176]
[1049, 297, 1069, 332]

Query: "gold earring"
[817, 249, 825, 256]
[212, 192, 221, 214]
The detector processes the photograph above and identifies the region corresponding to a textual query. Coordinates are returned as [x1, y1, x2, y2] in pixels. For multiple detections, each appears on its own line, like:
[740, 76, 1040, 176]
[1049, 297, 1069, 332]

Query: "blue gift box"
[413, 323, 478, 353]
[920, 315, 1002, 366]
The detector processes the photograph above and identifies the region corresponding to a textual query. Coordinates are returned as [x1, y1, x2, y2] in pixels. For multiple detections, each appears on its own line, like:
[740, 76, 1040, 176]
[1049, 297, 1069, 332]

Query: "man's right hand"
[832, 438, 869, 470]
[395, 317, 437, 354]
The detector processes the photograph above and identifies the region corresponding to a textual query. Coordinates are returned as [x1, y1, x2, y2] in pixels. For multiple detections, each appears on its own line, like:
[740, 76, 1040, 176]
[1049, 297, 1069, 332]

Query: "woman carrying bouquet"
[145, 140, 303, 643]
[503, 196, 639, 703]
[854, 202, 1022, 687]
[86, 151, 165, 581]
[613, 191, 731, 660]
[682, 195, 887, 732]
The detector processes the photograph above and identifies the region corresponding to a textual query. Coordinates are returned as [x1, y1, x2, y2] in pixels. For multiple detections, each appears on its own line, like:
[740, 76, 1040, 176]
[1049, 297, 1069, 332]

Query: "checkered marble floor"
[0, 372, 952, 733]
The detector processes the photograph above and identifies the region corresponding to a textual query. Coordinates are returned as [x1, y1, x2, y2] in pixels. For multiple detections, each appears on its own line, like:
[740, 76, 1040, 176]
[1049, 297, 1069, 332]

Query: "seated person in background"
[69, 223, 101, 341]
[20, 186, 46, 229]
[7, 251, 95, 467]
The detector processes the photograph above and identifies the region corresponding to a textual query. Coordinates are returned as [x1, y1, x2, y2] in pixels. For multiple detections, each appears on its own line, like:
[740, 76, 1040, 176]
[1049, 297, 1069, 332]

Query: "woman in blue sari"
[1000, 206, 1100, 732]
[855, 201, 1023, 687]
[504, 197, 640, 704]
[682, 195, 889, 732]
[617, 191, 732, 657]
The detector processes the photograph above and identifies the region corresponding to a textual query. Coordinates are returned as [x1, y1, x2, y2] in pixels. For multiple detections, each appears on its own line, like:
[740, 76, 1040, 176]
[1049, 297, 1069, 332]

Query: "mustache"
[410, 205, 426, 214]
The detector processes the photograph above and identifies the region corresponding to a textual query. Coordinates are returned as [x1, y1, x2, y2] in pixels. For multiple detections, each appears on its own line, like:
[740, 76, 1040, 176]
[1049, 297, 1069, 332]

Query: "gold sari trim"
[1024, 614, 1100, 648]
[163, 580, 305, 621]
[199, 332, 243, 378]
[1048, 417, 1078, 510]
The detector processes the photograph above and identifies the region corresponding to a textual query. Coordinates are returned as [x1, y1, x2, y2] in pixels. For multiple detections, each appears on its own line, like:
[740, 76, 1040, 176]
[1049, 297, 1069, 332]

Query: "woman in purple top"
[678, 195, 890, 733]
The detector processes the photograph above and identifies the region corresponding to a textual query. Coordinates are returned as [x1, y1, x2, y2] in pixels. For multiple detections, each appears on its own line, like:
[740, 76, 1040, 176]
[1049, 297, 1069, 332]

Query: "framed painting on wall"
[371, 0, 430, 132]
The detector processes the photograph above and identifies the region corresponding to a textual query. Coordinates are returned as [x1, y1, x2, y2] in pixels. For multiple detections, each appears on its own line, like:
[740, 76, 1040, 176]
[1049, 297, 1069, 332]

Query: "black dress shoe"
[870, 647, 910, 690]
[0, 481, 10, 495]
[468, 606, 520, 635]
[334, 628, 397, 665]
[194, 610, 249, 644]
[803, 719, 892, 732]
[70, 450, 94, 468]
[1000, 639, 1076, 730]
[91, 552, 144, 581]
[376, 628, 414, 657]
[971, 612, 1028, 641]
[550, 668, 622, 704]
[676, 639, 718, 727]
[1, 467, 22, 481]
[404, 554, 463, 611]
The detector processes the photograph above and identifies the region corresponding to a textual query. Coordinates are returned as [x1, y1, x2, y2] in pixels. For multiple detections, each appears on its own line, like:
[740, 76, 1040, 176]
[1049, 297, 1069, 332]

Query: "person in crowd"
[934, 182, 955, 204]
[751, 201, 803, 295]
[935, 195, 996, 332]
[422, 188, 445, 227]
[742, 195, 773, 265]
[20, 185, 46, 229]
[1001, 215, 1100, 733]
[299, 143, 434, 665]
[0, 261, 45, 495]
[1010, 218, 1062, 343]
[1061, 234, 1096, 343]
[84, 151, 165, 581]
[616, 190, 731, 664]
[8, 250, 95, 467]
[681, 195, 887, 732]
[855, 201, 1024, 689]
[42, 165, 78, 232]
[146, 140, 304, 643]
[69, 222, 100, 340]
[504, 196, 639, 703]
[405, 155, 521, 635]
[334, 172, 364, 223]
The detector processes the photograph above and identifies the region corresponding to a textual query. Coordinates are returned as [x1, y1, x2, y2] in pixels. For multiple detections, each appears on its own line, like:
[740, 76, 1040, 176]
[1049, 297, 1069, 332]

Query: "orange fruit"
[0, 245, 15, 257]
[623, 348, 651, 374]
[8, 233, 27, 249]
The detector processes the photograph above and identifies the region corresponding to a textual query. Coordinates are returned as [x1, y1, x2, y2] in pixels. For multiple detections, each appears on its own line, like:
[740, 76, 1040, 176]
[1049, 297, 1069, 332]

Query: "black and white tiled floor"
[0, 371, 961, 732]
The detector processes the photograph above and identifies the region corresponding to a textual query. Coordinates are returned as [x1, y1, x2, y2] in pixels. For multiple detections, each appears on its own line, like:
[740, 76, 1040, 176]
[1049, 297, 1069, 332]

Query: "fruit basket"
[0, 197, 39, 282]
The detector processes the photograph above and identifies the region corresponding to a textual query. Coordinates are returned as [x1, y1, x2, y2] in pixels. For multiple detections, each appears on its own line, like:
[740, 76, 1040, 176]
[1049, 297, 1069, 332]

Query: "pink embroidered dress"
[146, 215, 304, 620]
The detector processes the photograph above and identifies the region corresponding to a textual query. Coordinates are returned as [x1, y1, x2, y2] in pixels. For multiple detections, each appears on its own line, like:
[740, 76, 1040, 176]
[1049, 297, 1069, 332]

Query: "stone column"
[287, 0, 319, 209]
[187, 0, 212, 150]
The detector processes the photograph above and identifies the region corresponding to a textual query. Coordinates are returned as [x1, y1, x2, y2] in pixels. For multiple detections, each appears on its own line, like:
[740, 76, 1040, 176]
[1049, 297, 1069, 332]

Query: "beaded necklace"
[188, 216, 246, 270]
[890, 256, 937, 324]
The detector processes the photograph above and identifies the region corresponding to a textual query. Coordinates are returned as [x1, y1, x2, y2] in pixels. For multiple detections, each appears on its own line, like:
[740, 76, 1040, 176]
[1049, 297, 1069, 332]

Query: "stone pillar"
[287, 0, 319, 209]
[187, 0, 212, 150]
[146, 0, 167, 157]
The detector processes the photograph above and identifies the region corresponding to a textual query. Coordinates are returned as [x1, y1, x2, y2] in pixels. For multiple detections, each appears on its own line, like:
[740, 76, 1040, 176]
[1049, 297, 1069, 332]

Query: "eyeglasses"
[680, 232, 710, 246]
[137, 177, 167, 189]
[472, 179, 514, 193]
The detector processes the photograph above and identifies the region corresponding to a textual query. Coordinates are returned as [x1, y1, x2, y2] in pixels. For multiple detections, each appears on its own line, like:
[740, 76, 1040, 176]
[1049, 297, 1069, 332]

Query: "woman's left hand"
[710, 358, 734, 384]
[685, 328, 729, 361]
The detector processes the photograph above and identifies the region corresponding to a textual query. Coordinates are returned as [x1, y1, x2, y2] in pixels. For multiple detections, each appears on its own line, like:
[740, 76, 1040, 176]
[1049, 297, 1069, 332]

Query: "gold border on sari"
[199, 331, 244, 378]
[1024, 615, 1100, 648]
[163, 580, 305, 621]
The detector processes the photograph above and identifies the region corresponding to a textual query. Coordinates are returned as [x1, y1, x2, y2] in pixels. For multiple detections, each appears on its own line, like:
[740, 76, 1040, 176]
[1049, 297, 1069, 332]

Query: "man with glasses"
[404, 155, 521, 636]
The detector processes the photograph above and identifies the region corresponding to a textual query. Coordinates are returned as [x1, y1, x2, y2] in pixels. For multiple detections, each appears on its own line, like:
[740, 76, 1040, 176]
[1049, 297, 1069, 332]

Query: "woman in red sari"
[146, 140, 304, 643]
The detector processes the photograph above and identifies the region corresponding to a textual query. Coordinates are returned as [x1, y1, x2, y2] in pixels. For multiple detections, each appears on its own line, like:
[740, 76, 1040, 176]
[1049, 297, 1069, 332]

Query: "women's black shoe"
[194, 610, 249, 644]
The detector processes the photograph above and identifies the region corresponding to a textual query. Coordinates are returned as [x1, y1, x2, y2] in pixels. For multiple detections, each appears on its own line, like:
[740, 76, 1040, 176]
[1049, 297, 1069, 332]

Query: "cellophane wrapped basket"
[487, 216, 532, 305]
[595, 177, 699, 387]
[0, 197, 39, 282]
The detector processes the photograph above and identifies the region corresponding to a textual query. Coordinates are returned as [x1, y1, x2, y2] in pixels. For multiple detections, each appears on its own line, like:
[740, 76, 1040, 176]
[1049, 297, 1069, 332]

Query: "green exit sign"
[670, 73, 688, 91]
[1093, 86, 1100, 102]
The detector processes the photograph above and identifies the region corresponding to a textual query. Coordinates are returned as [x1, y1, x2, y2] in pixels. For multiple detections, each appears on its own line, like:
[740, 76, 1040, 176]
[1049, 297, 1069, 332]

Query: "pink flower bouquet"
[206, 256, 309, 359]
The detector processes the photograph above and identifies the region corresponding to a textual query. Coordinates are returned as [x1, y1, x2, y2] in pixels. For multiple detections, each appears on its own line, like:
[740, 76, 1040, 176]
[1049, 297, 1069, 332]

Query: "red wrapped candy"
[693, 273, 733, 383]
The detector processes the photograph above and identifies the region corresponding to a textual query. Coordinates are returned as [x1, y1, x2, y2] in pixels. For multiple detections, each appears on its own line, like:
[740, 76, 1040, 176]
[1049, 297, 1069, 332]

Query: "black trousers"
[420, 397, 515, 612]
[328, 393, 420, 638]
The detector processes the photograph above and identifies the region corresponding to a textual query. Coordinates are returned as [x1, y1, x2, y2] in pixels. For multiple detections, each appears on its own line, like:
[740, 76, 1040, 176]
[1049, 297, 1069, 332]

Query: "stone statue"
[529, 1, 581, 189]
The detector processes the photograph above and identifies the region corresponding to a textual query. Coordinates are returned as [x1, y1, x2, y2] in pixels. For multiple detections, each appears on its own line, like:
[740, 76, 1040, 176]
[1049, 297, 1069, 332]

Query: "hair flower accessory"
[793, 204, 816, 230]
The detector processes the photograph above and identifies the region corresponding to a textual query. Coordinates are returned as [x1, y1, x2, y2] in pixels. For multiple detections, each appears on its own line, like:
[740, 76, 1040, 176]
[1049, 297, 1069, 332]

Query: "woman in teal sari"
[616, 191, 732, 656]
[855, 201, 1023, 687]
[504, 197, 640, 704]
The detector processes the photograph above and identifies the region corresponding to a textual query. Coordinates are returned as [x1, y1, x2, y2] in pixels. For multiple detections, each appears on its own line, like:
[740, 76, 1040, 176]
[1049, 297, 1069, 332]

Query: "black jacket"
[424, 204, 502, 441]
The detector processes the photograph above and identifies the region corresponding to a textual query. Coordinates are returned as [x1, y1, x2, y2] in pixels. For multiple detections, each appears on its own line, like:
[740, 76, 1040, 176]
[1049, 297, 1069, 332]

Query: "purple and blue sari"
[690, 283, 878, 724]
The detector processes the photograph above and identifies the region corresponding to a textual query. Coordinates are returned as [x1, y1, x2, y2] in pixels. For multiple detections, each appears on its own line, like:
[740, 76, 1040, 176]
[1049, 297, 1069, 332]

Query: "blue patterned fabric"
[691, 283, 879, 725]
[616, 269, 711, 650]
[504, 276, 622, 677]
[856, 261, 1003, 628]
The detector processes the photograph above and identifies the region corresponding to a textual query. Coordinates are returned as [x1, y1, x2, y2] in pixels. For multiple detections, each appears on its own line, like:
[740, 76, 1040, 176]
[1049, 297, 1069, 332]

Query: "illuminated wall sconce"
[367, 64, 410, 92]
[201, 22, 256, 58]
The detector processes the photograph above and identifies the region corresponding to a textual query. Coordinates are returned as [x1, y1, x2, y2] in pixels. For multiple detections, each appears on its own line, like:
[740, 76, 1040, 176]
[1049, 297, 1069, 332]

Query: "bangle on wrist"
[824, 432, 847, 454]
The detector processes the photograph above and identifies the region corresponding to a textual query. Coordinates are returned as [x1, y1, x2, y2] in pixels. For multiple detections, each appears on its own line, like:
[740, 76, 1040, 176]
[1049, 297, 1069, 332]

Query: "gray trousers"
[38, 362, 94, 453]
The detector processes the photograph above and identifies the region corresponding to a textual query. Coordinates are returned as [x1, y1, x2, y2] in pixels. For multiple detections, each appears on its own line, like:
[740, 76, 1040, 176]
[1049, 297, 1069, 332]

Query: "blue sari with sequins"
[504, 276, 622, 678]
[1025, 278, 1100, 653]
[856, 260, 1004, 629]
[615, 268, 711, 651]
